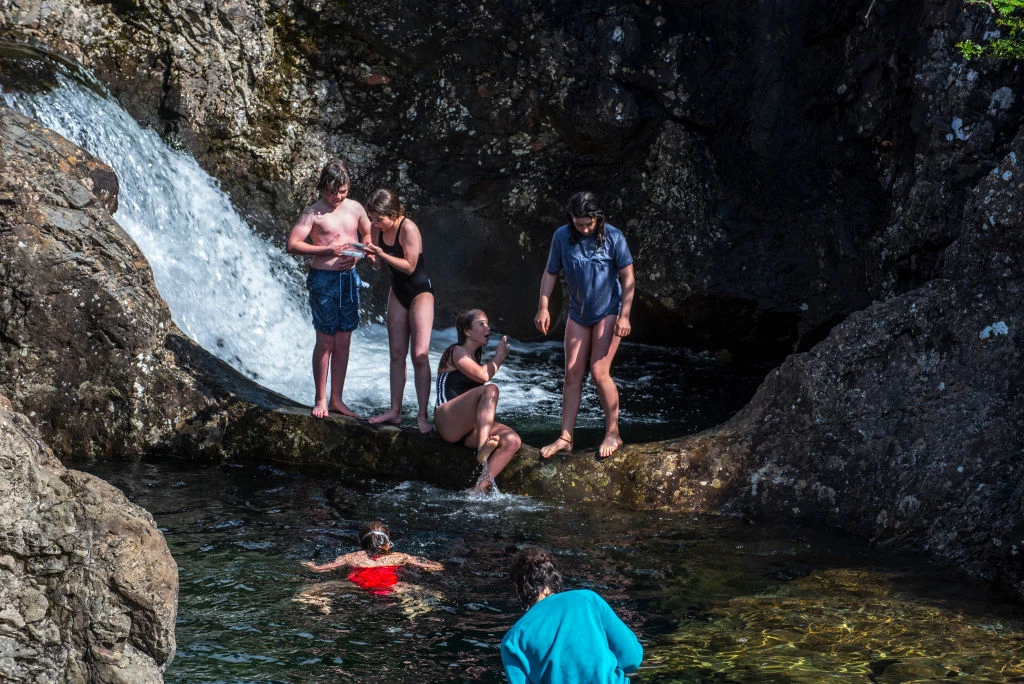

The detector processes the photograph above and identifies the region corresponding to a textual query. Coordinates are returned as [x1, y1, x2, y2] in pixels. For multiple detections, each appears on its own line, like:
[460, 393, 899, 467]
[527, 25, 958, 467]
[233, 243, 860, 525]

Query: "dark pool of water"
[83, 458, 1024, 683]
[480, 340, 774, 450]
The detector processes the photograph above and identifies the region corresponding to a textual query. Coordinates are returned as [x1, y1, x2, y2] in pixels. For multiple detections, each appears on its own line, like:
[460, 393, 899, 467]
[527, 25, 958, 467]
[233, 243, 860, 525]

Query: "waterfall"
[1, 63, 567, 423]
[1, 69, 394, 410]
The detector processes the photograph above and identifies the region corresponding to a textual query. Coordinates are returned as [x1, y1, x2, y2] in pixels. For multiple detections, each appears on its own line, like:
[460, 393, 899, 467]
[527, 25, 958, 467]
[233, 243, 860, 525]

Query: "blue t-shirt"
[544, 224, 634, 326]
[500, 589, 643, 684]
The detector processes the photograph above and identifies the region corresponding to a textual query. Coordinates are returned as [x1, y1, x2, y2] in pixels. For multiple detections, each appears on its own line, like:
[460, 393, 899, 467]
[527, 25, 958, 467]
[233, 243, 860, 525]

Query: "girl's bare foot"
[540, 433, 573, 459]
[312, 400, 330, 419]
[417, 415, 434, 434]
[598, 432, 623, 459]
[476, 435, 500, 464]
[328, 400, 359, 418]
[369, 409, 402, 425]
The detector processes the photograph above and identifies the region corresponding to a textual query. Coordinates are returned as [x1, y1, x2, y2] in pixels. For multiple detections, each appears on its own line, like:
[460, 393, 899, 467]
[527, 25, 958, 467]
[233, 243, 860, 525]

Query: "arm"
[534, 270, 558, 335]
[287, 209, 346, 258]
[599, 597, 643, 673]
[302, 551, 358, 573]
[453, 337, 509, 382]
[366, 220, 422, 275]
[615, 264, 634, 338]
[357, 205, 372, 247]
[409, 556, 443, 572]
[500, 641, 530, 684]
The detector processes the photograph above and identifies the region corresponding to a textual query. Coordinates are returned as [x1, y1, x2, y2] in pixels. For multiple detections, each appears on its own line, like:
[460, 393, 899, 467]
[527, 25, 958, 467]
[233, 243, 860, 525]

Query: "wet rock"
[0, 395, 176, 682]
[0, 0, 931, 352]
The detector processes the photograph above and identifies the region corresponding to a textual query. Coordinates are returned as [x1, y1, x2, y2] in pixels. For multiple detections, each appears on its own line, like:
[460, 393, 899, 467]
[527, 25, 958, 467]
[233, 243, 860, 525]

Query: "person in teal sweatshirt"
[500, 546, 643, 683]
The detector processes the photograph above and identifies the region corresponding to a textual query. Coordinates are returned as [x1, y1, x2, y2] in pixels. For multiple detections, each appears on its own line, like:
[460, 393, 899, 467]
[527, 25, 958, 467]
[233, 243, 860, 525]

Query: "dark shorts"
[307, 268, 360, 334]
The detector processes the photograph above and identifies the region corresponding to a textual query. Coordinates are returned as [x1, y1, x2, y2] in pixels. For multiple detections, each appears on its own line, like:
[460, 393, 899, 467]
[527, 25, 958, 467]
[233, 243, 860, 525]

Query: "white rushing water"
[1, 67, 570, 421]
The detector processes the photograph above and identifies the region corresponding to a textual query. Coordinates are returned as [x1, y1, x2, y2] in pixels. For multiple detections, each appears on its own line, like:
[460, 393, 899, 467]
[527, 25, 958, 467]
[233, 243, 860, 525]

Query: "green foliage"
[957, 0, 1024, 59]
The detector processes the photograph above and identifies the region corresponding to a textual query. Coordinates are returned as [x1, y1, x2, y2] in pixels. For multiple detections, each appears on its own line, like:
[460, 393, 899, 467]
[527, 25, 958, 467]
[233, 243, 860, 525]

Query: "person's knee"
[410, 351, 430, 369]
[504, 431, 522, 451]
[484, 384, 500, 403]
[564, 366, 587, 384]
[590, 364, 612, 383]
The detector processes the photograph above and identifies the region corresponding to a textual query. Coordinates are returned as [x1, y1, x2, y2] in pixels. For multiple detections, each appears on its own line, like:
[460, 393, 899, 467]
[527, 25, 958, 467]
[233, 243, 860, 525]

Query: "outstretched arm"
[407, 555, 443, 572]
[302, 551, 359, 573]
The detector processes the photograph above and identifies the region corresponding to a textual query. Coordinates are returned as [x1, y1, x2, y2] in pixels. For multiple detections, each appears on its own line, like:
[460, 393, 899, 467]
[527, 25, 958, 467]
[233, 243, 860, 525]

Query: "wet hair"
[366, 188, 405, 219]
[358, 521, 392, 557]
[438, 309, 485, 371]
[566, 191, 607, 248]
[510, 546, 563, 607]
[316, 159, 351, 197]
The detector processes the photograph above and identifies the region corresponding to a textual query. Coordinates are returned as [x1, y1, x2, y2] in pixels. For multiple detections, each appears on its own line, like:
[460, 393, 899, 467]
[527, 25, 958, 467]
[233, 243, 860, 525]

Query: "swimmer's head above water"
[358, 520, 393, 557]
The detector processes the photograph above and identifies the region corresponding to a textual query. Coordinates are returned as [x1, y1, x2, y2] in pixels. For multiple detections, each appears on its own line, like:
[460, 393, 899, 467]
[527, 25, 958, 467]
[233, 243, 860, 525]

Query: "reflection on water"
[84, 458, 1024, 683]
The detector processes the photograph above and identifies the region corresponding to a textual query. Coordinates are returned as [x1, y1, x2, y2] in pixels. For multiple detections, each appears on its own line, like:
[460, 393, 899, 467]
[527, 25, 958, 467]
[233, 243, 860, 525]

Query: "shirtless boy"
[287, 159, 372, 418]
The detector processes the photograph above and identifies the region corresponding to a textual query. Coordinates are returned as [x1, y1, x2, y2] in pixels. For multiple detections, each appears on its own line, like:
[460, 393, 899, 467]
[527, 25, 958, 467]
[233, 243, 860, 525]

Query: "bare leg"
[589, 315, 623, 458]
[540, 319, 591, 458]
[311, 331, 335, 418]
[408, 292, 435, 433]
[327, 330, 359, 417]
[370, 290, 408, 426]
[473, 422, 522, 492]
[434, 384, 500, 448]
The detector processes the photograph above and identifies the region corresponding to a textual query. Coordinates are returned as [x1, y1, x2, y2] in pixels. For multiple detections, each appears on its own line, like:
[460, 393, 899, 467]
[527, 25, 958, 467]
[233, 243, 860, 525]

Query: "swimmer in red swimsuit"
[302, 521, 443, 597]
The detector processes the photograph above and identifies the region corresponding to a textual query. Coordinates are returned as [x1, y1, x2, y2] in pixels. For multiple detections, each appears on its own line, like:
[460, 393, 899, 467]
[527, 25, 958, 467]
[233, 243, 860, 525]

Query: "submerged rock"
[0, 394, 177, 681]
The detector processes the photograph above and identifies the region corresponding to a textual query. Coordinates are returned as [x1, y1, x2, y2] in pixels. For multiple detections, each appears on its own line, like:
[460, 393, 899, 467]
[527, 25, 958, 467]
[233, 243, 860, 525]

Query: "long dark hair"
[316, 159, 351, 196]
[566, 191, 607, 248]
[358, 521, 392, 558]
[366, 188, 405, 219]
[438, 309, 485, 371]
[510, 546, 563, 607]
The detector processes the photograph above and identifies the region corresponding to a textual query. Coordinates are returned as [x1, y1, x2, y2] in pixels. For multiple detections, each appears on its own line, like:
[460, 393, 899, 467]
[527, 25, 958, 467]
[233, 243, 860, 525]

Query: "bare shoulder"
[343, 197, 368, 216]
[307, 198, 331, 215]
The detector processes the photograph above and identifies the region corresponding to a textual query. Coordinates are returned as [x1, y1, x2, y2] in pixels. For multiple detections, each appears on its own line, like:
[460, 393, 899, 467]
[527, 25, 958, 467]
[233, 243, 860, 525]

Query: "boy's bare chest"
[312, 208, 358, 239]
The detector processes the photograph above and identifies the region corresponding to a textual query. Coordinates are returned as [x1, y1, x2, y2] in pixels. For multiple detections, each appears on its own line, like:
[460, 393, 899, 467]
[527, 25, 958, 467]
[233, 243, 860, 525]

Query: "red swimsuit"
[347, 566, 400, 595]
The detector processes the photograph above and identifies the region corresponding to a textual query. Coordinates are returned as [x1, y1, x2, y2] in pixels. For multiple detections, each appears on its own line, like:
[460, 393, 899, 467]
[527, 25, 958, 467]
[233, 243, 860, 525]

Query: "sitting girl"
[434, 309, 522, 493]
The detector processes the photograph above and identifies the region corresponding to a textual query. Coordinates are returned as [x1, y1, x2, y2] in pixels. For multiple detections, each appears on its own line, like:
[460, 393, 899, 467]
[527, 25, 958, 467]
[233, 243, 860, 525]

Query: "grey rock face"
[0, 394, 177, 682]
[0, 0, 932, 352]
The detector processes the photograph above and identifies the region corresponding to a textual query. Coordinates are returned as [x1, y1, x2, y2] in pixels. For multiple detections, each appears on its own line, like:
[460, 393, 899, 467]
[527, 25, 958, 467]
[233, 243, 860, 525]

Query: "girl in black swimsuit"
[363, 189, 435, 434]
[434, 309, 522, 493]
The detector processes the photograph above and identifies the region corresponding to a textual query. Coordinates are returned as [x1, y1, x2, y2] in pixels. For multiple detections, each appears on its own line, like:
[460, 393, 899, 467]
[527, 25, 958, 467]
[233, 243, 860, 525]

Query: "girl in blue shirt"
[500, 546, 643, 683]
[534, 192, 635, 459]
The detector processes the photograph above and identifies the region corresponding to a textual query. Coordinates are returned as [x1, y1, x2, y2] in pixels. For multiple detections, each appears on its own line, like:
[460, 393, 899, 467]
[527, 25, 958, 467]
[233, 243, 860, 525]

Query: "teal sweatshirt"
[500, 589, 643, 684]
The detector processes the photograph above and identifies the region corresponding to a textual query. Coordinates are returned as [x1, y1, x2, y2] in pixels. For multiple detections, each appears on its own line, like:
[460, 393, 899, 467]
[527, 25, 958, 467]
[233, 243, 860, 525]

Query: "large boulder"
[0, 394, 177, 682]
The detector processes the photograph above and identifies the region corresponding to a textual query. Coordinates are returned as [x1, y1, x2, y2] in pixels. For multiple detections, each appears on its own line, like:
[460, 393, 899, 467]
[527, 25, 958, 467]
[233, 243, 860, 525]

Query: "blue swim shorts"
[307, 268, 361, 334]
